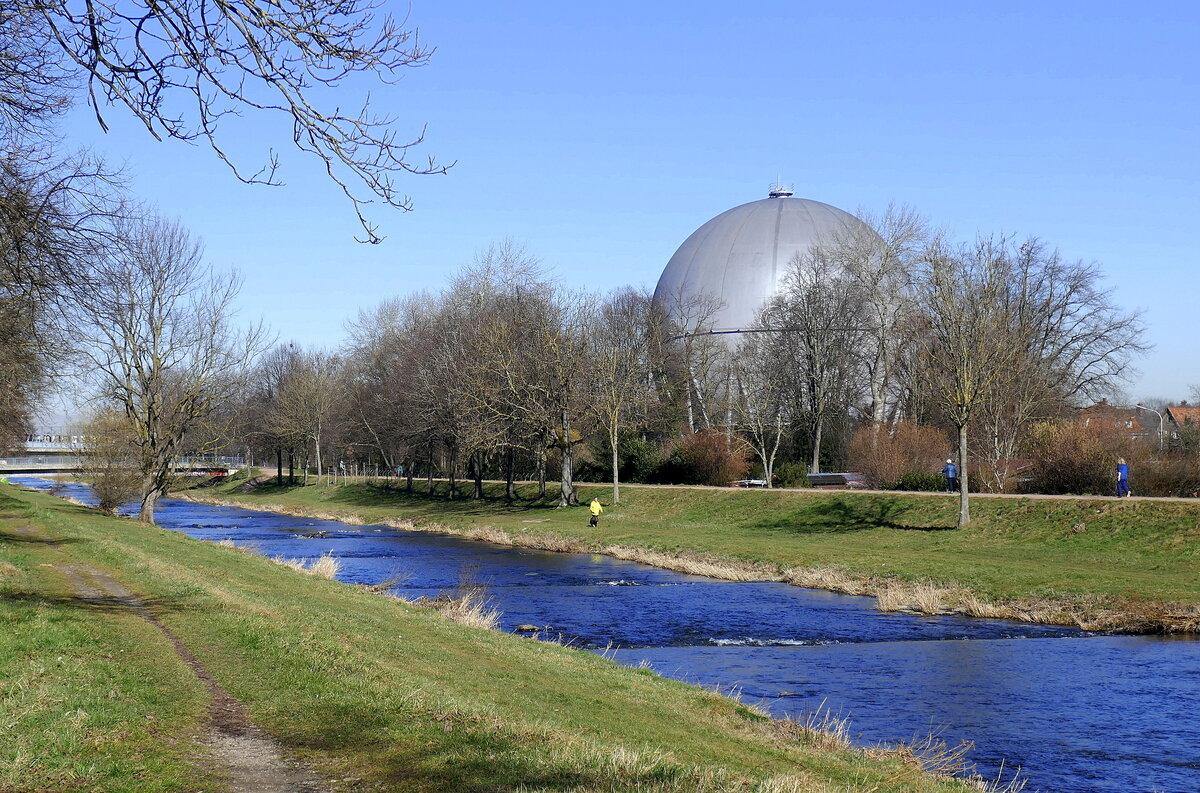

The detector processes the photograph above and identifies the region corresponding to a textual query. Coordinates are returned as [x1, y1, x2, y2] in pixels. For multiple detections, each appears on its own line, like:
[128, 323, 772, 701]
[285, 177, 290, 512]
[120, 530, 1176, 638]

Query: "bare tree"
[76, 406, 140, 514]
[6, 0, 448, 240]
[914, 236, 1022, 527]
[0, 5, 74, 138]
[828, 204, 928, 427]
[729, 326, 789, 486]
[660, 286, 726, 433]
[269, 349, 343, 484]
[0, 144, 125, 448]
[772, 250, 866, 473]
[590, 287, 664, 502]
[78, 218, 265, 522]
[972, 238, 1146, 490]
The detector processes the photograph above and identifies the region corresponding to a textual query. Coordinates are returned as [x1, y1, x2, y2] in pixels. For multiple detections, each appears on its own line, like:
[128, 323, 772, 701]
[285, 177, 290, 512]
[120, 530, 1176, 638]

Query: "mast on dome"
[767, 179, 794, 198]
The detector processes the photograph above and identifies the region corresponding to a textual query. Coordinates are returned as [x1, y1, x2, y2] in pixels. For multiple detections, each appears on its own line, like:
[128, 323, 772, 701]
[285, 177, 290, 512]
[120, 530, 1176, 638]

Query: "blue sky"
[60, 1, 1198, 402]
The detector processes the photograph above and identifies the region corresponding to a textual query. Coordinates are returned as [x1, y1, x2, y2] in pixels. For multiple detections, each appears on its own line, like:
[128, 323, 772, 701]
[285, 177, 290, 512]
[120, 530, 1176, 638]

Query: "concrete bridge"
[3, 431, 243, 475]
[0, 455, 244, 474]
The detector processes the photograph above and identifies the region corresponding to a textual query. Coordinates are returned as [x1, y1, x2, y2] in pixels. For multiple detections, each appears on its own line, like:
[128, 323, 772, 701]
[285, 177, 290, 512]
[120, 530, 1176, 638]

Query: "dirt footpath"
[12, 521, 328, 793]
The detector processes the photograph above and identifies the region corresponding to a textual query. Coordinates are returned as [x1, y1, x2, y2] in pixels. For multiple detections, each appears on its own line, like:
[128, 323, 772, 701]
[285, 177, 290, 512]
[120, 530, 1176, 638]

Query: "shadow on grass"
[0, 588, 185, 617]
[0, 525, 85, 545]
[285, 701, 701, 793]
[755, 496, 956, 533]
[209, 478, 573, 520]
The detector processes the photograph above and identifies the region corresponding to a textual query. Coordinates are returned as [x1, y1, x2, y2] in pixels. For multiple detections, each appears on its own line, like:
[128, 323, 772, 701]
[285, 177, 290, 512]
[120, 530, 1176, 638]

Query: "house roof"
[1166, 406, 1200, 427]
[1077, 402, 1154, 437]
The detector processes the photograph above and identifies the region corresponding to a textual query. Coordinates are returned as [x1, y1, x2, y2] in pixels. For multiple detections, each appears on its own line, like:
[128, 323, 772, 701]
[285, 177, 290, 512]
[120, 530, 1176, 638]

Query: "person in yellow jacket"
[588, 497, 603, 527]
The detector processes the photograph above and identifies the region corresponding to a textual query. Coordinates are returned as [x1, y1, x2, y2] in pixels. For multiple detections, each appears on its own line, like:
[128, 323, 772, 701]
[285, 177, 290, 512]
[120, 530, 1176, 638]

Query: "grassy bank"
[185, 473, 1200, 633]
[1, 483, 993, 792]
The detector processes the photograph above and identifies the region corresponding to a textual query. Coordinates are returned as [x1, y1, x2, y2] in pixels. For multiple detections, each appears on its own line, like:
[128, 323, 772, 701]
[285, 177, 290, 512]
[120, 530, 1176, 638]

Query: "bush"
[618, 435, 665, 483]
[586, 434, 667, 484]
[846, 422, 950, 488]
[1130, 455, 1200, 498]
[79, 408, 142, 514]
[885, 471, 947, 492]
[680, 431, 750, 486]
[650, 431, 749, 486]
[773, 461, 810, 488]
[1022, 419, 1132, 495]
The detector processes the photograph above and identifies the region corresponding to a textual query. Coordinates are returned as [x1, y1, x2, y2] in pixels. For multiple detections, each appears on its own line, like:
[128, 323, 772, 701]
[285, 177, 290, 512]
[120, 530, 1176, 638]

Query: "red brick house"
[1077, 400, 1154, 441]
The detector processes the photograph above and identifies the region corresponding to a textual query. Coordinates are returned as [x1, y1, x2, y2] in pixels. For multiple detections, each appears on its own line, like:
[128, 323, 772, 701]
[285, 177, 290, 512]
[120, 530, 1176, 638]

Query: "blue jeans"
[1117, 480, 1130, 497]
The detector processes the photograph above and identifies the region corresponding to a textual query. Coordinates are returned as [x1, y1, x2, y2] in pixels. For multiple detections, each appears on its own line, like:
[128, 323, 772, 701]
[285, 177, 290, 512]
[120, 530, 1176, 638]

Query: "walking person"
[941, 458, 959, 492]
[588, 497, 604, 527]
[1116, 457, 1131, 498]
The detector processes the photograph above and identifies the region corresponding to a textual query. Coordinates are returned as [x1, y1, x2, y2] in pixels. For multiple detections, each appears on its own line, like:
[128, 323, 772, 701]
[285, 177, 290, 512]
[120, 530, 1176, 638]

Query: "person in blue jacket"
[942, 458, 958, 492]
[1116, 457, 1131, 497]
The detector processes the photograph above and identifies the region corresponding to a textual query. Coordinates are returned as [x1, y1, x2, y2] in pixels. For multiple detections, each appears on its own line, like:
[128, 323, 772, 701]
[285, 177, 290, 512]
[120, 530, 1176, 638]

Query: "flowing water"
[15, 477, 1200, 793]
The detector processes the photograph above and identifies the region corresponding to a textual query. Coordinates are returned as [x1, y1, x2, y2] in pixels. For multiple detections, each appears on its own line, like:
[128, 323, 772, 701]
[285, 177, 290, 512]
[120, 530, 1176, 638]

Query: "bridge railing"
[0, 455, 245, 472]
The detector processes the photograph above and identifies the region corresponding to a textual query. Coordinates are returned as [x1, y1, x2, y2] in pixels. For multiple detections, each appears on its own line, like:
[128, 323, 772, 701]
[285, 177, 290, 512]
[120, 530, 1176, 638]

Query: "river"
[14, 476, 1200, 793]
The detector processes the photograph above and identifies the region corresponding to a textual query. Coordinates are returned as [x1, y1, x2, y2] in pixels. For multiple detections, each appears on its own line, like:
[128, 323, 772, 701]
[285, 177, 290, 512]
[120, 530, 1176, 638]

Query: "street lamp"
[1136, 404, 1164, 451]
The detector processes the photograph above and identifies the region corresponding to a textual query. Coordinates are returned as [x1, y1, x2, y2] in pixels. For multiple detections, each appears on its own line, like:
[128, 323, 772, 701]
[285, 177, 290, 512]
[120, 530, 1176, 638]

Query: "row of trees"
[234, 243, 672, 508]
[214, 209, 1147, 528]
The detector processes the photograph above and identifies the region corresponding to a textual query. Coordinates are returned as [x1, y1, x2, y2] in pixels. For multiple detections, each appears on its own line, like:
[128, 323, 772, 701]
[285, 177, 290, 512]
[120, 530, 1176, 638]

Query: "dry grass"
[436, 588, 501, 630]
[782, 566, 872, 596]
[868, 733, 1028, 793]
[771, 702, 853, 754]
[463, 525, 517, 545]
[875, 582, 958, 615]
[601, 545, 773, 582]
[0, 560, 20, 579]
[307, 551, 341, 579]
[401, 587, 502, 631]
[269, 550, 341, 580]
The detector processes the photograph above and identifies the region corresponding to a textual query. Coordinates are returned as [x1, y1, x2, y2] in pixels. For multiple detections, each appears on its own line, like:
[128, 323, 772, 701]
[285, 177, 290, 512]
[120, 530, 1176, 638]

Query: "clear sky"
[58, 0, 1199, 403]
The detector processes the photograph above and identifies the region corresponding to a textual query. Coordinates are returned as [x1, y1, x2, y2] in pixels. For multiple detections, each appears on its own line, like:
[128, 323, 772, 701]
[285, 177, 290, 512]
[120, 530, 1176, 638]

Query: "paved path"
[326, 474, 1200, 504]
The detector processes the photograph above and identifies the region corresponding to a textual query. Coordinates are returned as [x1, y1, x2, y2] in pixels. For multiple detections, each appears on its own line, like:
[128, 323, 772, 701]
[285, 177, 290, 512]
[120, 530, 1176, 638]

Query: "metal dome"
[655, 190, 864, 333]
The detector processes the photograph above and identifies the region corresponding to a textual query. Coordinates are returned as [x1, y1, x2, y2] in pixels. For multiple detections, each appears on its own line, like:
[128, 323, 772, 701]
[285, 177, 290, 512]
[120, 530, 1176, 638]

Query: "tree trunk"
[472, 450, 484, 499]
[405, 460, 414, 493]
[536, 430, 547, 499]
[314, 428, 322, 484]
[288, 449, 295, 485]
[447, 445, 457, 501]
[138, 476, 160, 523]
[558, 410, 576, 507]
[610, 425, 621, 504]
[685, 378, 696, 433]
[957, 423, 970, 528]
[809, 415, 824, 475]
[426, 446, 434, 495]
[276, 446, 283, 486]
[505, 447, 515, 502]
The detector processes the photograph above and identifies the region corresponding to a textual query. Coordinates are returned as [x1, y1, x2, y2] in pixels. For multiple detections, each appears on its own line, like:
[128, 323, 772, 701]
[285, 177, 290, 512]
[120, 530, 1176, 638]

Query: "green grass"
[0, 504, 212, 792]
[200, 476, 1200, 609]
[0, 484, 980, 792]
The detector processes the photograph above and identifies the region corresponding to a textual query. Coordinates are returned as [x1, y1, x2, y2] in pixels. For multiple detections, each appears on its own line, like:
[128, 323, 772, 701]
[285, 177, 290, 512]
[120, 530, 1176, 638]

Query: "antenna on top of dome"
[767, 179, 793, 198]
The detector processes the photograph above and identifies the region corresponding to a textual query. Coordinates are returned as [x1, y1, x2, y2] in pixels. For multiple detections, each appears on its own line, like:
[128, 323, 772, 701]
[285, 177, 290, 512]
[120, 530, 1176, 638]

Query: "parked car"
[806, 472, 868, 490]
[729, 479, 769, 488]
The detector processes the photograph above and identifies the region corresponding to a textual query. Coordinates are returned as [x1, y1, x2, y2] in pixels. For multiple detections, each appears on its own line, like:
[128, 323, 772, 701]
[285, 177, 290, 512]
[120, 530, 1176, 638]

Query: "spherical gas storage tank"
[655, 186, 864, 333]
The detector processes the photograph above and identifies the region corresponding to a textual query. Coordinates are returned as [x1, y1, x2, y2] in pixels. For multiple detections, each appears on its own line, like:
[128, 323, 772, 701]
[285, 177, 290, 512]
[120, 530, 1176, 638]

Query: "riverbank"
[182, 473, 1200, 634]
[1, 483, 992, 792]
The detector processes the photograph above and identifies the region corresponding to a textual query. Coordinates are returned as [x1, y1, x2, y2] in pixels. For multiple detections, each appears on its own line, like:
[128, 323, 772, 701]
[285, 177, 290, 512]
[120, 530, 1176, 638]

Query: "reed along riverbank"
[1, 483, 988, 793]
[182, 472, 1200, 634]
